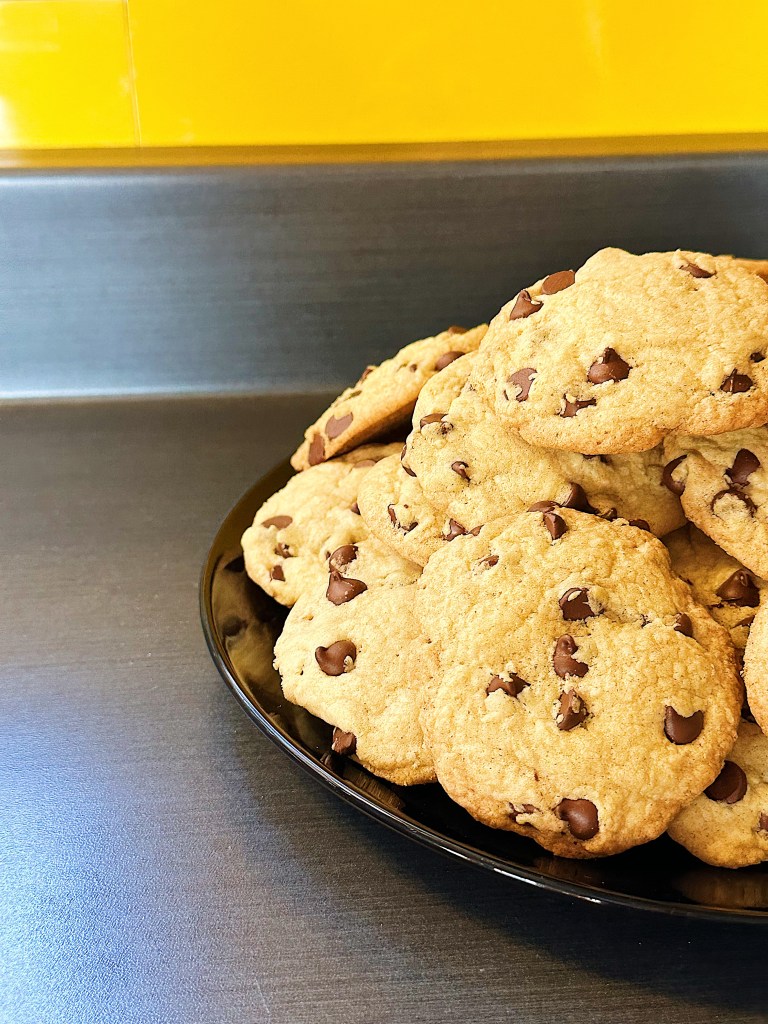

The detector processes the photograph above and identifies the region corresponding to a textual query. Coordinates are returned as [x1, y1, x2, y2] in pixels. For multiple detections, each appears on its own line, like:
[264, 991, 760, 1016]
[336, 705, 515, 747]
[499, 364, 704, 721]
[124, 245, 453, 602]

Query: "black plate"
[201, 461, 768, 923]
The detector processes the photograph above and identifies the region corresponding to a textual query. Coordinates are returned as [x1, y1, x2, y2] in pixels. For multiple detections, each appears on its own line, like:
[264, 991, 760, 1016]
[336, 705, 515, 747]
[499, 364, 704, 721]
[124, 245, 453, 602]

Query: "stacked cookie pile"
[242, 248, 768, 867]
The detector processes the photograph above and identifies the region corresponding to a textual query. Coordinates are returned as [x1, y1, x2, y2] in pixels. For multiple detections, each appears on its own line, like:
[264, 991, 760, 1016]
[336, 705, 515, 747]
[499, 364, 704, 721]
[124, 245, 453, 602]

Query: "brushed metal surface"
[2, 154, 768, 398]
[1, 395, 766, 1024]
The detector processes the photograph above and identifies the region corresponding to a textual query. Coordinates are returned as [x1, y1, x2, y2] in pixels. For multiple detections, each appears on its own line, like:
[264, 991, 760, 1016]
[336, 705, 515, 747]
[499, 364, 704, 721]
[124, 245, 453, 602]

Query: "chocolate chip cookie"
[417, 509, 741, 857]
[291, 324, 487, 470]
[483, 249, 768, 454]
[742, 598, 768, 738]
[274, 582, 437, 785]
[663, 428, 768, 580]
[668, 721, 768, 868]
[406, 350, 685, 535]
[242, 443, 404, 605]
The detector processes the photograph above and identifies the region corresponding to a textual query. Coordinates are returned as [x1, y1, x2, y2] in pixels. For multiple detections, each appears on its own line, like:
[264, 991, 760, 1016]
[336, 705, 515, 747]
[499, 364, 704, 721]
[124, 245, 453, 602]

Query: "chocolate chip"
[353, 459, 377, 468]
[711, 487, 757, 516]
[509, 290, 543, 320]
[328, 544, 357, 571]
[435, 350, 463, 371]
[487, 673, 529, 698]
[315, 640, 357, 676]
[326, 571, 367, 605]
[727, 449, 761, 486]
[408, 363, 418, 372]
[557, 798, 599, 840]
[400, 444, 417, 477]
[759, 812, 768, 832]
[705, 761, 748, 803]
[443, 519, 467, 541]
[446, 325, 469, 335]
[347, 389, 362, 399]
[468, 525, 483, 536]
[559, 587, 596, 621]
[358, 366, 375, 383]
[275, 542, 293, 558]
[308, 433, 326, 466]
[262, 515, 293, 529]
[269, 565, 285, 582]
[716, 570, 760, 606]
[587, 347, 630, 385]
[507, 367, 537, 402]
[326, 412, 354, 439]
[662, 455, 687, 495]
[420, 412, 447, 429]
[331, 728, 357, 756]
[750, 351, 765, 363]
[721, 369, 754, 394]
[529, 500, 559, 512]
[479, 554, 499, 569]
[628, 518, 651, 532]
[664, 706, 704, 744]
[561, 395, 597, 417]
[553, 635, 588, 678]
[600, 508, 618, 522]
[560, 483, 597, 514]
[541, 269, 575, 295]
[556, 689, 588, 730]
[673, 612, 693, 637]
[350, 501, 361, 515]
[681, 260, 713, 278]
[451, 460, 470, 481]
[387, 504, 416, 533]
[509, 803, 538, 822]
[543, 511, 567, 540]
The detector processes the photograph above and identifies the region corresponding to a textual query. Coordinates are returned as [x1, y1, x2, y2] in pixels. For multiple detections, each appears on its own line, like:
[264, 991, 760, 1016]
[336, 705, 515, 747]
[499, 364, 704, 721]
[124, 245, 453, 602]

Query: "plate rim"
[200, 468, 768, 925]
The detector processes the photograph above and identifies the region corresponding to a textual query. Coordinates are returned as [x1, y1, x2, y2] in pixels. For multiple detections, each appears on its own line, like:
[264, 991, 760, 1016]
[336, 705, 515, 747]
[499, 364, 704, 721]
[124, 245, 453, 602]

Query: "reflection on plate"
[201, 460, 768, 923]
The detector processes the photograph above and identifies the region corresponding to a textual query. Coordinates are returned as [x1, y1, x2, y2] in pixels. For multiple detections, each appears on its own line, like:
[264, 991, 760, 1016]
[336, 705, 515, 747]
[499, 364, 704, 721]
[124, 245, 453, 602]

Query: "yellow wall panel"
[0, 1, 135, 148]
[128, 0, 768, 147]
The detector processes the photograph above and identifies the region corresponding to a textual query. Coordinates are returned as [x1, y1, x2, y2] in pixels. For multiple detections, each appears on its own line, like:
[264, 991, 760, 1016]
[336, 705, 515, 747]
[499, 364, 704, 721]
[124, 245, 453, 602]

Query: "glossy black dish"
[201, 460, 768, 923]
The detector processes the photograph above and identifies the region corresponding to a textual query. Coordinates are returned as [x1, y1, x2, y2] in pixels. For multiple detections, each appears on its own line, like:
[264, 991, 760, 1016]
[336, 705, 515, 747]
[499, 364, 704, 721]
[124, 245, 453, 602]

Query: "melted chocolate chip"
[326, 412, 354, 439]
[420, 412, 447, 430]
[560, 483, 597, 514]
[326, 571, 367, 605]
[560, 396, 597, 417]
[711, 487, 757, 516]
[727, 448, 761, 486]
[387, 504, 416, 533]
[705, 760, 748, 804]
[486, 673, 529, 698]
[353, 459, 377, 469]
[400, 444, 416, 477]
[435, 350, 463, 371]
[557, 798, 599, 840]
[681, 260, 713, 278]
[628, 518, 651, 532]
[262, 515, 293, 529]
[528, 500, 559, 512]
[507, 367, 537, 402]
[664, 706, 704, 744]
[451, 460, 470, 481]
[350, 501, 361, 515]
[553, 635, 588, 678]
[716, 570, 760, 607]
[759, 812, 768, 832]
[308, 433, 326, 466]
[600, 508, 618, 522]
[358, 366, 375, 383]
[269, 565, 285, 582]
[509, 289, 543, 320]
[750, 351, 765, 364]
[662, 455, 687, 495]
[541, 269, 575, 295]
[543, 511, 567, 540]
[559, 587, 596, 621]
[331, 728, 357, 756]
[587, 348, 630, 384]
[673, 612, 693, 637]
[328, 544, 357, 571]
[721, 369, 754, 394]
[556, 689, 588, 730]
[315, 640, 357, 676]
[443, 519, 467, 541]
[479, 554, 499, 569]
[509, 803, 538, 822]
[446, 324, 469, 335]
[275, 542, 293, 558]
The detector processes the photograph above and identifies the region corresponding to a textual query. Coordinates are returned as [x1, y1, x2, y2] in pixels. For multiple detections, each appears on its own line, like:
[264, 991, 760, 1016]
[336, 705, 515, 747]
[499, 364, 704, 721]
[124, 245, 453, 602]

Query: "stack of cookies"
[242, 248, 768, 867]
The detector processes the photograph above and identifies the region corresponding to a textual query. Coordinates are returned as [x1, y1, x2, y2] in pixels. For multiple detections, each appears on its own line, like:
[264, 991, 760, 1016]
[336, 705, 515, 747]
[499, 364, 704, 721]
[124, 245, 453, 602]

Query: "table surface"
[2, 393, 767, 1024]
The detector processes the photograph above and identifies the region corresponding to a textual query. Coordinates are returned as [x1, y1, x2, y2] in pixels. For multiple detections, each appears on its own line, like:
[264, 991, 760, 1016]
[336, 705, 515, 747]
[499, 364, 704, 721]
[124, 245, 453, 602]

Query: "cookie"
[743, 599, 768, 737]
[663, 428, 768, 580]
[664, 524, 763, 651]
[482, 249, 768, 454]
[406, 350, 684, 536]
[733, 257, 768, 283]
[416, 509, 741, 858]
[241, 443, 403, 606]
[357, 452, 488, 567]
[274, 582, 437, 785]
[668, 721, 768, 868]
[290, 324, 487, 470]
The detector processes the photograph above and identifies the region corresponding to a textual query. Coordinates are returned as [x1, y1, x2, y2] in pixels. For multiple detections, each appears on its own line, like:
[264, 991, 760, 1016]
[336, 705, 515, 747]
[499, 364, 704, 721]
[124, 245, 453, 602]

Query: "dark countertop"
[2, 393, 766, 1024]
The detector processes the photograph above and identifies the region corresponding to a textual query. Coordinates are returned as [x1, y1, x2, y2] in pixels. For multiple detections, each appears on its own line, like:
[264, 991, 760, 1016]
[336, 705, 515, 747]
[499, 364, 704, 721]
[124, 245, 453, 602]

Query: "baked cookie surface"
[482, 249, 768, 454]
[291, 324, 487, 470]
[274, 581, 437, 785]
[416, 509, 741, 857]
[743, 599, 768, 738]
